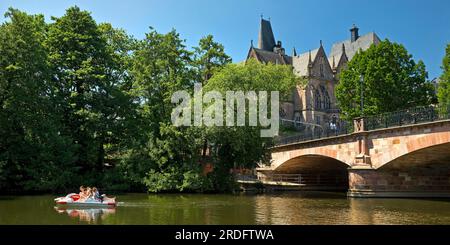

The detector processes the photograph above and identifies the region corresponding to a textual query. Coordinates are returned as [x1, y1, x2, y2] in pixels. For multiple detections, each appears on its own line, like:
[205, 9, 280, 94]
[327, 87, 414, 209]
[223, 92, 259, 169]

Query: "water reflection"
[54, 206, 116, 224]
[254, 192, 450, 224]
[254, 192, 351, 224]
[1, 194, 450, 224]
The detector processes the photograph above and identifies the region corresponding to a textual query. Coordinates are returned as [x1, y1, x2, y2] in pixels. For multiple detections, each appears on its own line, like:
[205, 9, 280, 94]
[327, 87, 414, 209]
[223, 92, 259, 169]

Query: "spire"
[341, 43, 348, 60]
[320, 40, 323, 47]
[250, 39, 254, 47]
[292, 47, 297, 57]
[308, 50, 313, 76]
[258, 17, 276, 51]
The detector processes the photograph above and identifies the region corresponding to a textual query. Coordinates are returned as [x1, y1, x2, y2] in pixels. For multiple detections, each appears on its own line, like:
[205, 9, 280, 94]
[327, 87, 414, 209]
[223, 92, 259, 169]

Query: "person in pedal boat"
[78, 186, 89, 202]
[92, 187, 101, 201]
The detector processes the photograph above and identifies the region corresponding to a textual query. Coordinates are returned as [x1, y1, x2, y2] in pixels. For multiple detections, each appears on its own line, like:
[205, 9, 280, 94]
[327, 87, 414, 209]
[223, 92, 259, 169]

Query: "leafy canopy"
[336, 39, 435, 120]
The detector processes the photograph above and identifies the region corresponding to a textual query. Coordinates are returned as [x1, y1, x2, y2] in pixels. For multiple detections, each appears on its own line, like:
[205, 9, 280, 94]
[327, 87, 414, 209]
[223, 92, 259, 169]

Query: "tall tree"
[193, 35, 232, 157]
[46, 6, 131, 174]
[124, 28, 203, 191]
[193, 35, 232, 85]
[438, 44, 450, 106]
[0, 8, 76, 191]
[336, 39, 436, 120]
[203, 59, 299, 191]
[97, 23, 137, 168]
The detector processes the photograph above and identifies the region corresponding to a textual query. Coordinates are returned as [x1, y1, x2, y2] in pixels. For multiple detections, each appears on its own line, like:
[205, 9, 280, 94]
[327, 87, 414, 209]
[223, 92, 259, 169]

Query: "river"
[1, 192, 450, 224]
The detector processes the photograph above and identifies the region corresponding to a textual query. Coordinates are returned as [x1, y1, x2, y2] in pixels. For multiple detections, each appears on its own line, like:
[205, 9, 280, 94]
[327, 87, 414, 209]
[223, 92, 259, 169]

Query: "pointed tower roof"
[292, 47, 297, 57]
[258, 18, 276, 51]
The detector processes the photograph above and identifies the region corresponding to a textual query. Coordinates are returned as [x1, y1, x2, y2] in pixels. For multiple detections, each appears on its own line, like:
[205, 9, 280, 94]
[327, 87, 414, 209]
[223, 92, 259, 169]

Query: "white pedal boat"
[55, 193, 116, 207]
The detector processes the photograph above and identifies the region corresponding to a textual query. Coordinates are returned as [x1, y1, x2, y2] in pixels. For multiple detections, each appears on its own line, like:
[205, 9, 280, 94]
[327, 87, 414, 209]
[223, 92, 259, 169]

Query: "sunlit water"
[1, 192, 450, 224]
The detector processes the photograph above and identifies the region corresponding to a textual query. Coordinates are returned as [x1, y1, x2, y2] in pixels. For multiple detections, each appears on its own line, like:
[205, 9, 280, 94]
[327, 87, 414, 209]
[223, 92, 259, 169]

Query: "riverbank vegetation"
[0, 7, 297, 193]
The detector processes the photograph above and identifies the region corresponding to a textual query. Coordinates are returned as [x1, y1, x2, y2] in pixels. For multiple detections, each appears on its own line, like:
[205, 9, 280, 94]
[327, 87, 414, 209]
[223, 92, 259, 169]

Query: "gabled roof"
[328, 44, 348, 69]
[292, 48, 319, 76]
[248, 47, 292, 65]
[330, 32, 381, 61]
[258, 18, 276, 52]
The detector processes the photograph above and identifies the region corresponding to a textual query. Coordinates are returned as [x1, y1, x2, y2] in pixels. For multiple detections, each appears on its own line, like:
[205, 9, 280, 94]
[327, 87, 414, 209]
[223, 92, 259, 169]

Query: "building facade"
[246, 19, 381, 130]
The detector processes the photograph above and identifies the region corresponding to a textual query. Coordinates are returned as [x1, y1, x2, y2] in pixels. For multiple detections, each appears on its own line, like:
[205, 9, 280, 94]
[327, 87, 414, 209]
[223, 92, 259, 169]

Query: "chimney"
[350, 24, 359, 42]
[273, 41, 285, 55]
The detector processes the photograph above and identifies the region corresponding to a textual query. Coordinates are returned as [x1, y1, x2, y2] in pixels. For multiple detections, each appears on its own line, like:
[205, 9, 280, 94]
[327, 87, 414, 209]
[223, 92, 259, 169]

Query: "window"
[314, 89, 321, 110]
[320, 85, 331, 110]
[320, 63, 324, 77]
[315, 116, 321, 125]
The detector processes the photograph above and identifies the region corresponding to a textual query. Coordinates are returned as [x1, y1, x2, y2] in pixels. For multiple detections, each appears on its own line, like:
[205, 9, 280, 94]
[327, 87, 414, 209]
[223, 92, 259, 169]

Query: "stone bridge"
[258, 110, 450, 197]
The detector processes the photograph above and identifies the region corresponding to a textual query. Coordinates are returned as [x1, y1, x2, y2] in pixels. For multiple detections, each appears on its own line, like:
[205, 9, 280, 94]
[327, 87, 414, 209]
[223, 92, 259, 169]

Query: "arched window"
[320, 85, 331, 110]
[320, 57, 324, 77]
[314, 88, 321, 110]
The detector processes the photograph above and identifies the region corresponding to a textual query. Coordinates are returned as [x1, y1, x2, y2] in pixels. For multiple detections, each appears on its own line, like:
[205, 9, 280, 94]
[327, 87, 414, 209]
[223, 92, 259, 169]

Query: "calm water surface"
[1, 192, 450, 224]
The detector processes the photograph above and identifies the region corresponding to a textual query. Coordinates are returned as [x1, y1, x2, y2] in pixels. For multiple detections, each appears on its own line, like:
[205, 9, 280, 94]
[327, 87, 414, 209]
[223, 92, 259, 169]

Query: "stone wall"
[348, 164, 450, 197]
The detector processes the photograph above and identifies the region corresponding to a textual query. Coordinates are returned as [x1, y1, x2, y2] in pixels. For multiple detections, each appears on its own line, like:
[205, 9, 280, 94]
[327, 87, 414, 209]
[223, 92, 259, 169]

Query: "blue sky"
[1, 0, 449, 78]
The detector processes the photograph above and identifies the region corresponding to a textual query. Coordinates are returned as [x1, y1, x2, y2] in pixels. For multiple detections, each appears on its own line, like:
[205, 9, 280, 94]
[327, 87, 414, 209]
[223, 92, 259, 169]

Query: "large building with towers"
[246, 18, 381, 130]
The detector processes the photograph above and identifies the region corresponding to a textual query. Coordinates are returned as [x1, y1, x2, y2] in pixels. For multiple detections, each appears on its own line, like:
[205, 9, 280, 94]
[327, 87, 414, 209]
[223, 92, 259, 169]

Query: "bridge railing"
[274, 104, 450, 147]
[364, 104, 450, 131]
[258, 173, 348, 186]
[276, 119, 353, 146]
[235, 174, 258, 182]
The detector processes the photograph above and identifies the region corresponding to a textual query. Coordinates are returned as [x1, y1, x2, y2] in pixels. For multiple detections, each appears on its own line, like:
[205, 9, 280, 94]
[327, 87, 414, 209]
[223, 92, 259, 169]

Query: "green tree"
[193, 34, 232, 85]
[46, 6, 133, 178]
[336, 39, 436, 120]
[438, 44, 450, 106]
[193, 35, 232, 158]
[203, 59, 299, 191]
[123, 28, 205, 192]
[0, 8, 76, 191]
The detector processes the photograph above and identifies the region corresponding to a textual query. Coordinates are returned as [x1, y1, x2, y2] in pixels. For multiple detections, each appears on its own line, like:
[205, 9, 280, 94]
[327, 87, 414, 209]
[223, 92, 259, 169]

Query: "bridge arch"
[271, 154, 350, 190]
[378, 142, 450, 170]
[274, 154, 349, 173]
[374, 131, 450, 169]
[270, 143, 354, 172]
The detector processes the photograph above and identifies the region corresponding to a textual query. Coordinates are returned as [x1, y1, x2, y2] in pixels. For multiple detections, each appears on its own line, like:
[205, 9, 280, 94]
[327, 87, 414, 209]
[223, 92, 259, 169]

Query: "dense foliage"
[438, 44, 450, 106]
[202, 59, 298, 191]
[0, 7, 297, 193]
[336, 40, 436, 120]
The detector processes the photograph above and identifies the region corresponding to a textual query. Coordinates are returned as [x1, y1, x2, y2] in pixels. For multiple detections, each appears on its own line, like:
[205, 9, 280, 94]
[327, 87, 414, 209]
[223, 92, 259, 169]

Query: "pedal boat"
[54, 193, 116, 207]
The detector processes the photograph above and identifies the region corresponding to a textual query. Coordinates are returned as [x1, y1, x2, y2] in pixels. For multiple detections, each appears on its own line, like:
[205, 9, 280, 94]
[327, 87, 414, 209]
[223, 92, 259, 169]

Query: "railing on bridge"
[235, 174, 258, 182]
[275, 104, 450, 147]
[364, 104, 450, 131]
[276, 119, 353, 146]
[258, 173, 348, 186]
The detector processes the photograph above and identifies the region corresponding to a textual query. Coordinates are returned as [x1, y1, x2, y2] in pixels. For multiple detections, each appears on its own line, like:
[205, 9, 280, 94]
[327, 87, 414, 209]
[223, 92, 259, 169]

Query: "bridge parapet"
[275, 104, 450, 148]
